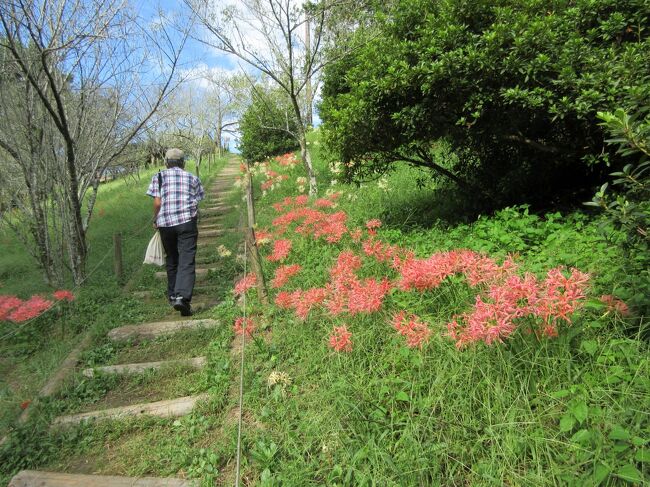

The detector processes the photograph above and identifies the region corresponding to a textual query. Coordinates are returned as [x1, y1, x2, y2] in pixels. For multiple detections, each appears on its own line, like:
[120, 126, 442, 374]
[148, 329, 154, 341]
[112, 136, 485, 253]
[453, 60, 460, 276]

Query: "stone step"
[108, 319, 219, 341]
[8, 470, 197, 487]
[197, 223, 224, 230]
[82, 357, 207, 378]
[202, 205, 236, 213]
[155, 268, 216, 280]
[53, 394, 210, 426]
[193, 285, 219, 296]
[198, 216, 228, 224]
[198, 229, 222, 238]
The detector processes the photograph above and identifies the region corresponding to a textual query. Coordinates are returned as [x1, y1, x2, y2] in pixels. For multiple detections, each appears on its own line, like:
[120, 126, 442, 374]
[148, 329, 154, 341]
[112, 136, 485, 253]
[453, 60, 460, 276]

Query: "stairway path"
[8, 156, 244, 486]
[9, 471, 197, 487]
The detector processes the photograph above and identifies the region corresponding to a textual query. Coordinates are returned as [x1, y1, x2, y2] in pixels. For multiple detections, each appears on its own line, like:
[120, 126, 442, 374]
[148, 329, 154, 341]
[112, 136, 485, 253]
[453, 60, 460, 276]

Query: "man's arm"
[152, 197, 161, 228]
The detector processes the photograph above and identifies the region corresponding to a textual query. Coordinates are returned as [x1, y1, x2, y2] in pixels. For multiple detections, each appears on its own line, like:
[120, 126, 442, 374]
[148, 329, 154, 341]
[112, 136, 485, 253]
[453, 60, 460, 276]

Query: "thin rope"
[235, 210, 248, 487]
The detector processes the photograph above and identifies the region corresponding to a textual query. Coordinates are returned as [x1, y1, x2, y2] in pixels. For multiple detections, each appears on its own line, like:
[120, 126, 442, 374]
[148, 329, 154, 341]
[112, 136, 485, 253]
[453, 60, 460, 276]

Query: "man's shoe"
[172, 296, 192, 316]
[168, 294, 177, 306]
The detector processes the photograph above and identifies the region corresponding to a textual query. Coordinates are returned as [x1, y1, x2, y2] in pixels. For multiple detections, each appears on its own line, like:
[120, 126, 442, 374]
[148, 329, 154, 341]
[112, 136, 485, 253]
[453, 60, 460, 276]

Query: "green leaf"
[591, 463, 610, 485]
[615, 464, 643, 483]
[581, 340, 598, 355]
[571, 429, 592, 445]
[570, 401, 589, 424]
[560, 414, 575, 432]
[551, 389, 571, 399]
[634, 449, 650, 463]
[395, 391, 410, 402]
[609, 425, 631, 441]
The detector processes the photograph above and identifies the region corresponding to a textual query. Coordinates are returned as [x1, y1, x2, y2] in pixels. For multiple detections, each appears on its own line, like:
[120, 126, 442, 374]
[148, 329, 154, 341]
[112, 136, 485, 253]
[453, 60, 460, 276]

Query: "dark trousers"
[159, 218, 198, 302]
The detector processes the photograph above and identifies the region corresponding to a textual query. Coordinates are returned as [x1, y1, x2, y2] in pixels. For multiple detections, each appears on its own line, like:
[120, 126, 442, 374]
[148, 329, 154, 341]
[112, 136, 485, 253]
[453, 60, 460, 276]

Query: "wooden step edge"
[82, 357, 207, 378]
[8, 470, 198, 487]
[155, 268, 217, 279]
[52, 394, 210, 426]
[107, 319, 219, 341]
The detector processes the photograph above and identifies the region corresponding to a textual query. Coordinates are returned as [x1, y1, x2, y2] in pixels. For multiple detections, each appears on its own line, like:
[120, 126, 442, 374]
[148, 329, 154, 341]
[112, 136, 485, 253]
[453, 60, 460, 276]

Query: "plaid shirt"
[146, 167, 204, 227]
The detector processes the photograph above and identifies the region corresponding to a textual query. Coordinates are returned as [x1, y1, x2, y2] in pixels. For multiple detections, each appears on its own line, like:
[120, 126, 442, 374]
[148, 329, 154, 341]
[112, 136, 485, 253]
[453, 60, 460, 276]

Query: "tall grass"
[0, 158, 228, 443]
[232, 132, 649, 485]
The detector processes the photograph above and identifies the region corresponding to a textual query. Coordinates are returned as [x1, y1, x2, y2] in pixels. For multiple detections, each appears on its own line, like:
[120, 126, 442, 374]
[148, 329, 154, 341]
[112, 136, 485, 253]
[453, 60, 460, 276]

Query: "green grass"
[209, 131, 649, 486]
[0, 155, 237, 485]
[2, 138, 648, 487]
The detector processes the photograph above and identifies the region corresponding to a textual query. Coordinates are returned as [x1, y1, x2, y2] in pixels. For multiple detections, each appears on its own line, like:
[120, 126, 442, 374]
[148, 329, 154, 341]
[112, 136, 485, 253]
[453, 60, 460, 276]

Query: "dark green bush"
[320, 0, 650, 208]
[238, 87, 299, 163]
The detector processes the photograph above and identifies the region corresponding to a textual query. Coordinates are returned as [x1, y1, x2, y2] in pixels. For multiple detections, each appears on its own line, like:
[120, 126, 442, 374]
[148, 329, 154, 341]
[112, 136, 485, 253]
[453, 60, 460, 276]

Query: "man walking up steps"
[147, 148, 204, 316]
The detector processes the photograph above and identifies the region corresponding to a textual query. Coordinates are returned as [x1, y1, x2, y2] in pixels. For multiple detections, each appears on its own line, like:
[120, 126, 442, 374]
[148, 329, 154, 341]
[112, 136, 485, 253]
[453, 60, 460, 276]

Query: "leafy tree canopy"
[238, 87, 300, 163]
[320, 0, 650, 207]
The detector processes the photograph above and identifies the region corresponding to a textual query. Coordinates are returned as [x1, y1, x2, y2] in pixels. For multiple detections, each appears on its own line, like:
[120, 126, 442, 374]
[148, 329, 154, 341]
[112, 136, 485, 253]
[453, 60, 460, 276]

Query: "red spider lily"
[275, 291, 295, 309]
[7, 296, 53, 323]
[349, 228, 363, 242]
[255, 229, 273, 245]
[328, 325, 353, 352]
[447, 268, 589, 348]
[315, 198, 334, 208]
[0, 295, 23, 321]
[293, 287, 328, 320]
[233, 317, 256, 337]
[267, 239, 292, 262]
[365, 219, 381, 236]
[347, 278, 392, 315]
[271, 264, 302, 288]
[53, 290, 75, 302]
[600, 294, 630, 316]
[275, 152, 299, 167]
[234, 274, 258, 295]
[392, 311, 431, 348]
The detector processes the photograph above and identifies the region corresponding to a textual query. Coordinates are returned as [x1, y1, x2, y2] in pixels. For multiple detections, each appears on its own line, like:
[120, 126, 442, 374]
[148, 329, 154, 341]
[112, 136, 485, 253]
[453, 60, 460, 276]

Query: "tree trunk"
[299, 135, 317, 196]
[304, 17, 313, 128]
[64, 149, 88, 286]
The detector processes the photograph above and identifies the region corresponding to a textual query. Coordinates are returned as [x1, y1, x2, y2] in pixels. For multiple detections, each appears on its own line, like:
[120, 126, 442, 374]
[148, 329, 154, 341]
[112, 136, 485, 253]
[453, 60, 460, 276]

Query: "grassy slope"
[0, 158, 228, 449]
[233, 132, 649, 486]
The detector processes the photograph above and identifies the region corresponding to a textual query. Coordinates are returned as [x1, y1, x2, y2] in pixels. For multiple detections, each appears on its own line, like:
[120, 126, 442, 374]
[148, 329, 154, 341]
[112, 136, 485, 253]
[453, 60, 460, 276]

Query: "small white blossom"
[267, 371, 292, 391]
[217, 245, 232, 257]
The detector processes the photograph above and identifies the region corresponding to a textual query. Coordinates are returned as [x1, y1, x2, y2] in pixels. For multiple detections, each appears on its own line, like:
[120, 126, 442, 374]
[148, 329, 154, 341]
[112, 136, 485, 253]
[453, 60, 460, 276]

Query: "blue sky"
[134, 0, 320, 151]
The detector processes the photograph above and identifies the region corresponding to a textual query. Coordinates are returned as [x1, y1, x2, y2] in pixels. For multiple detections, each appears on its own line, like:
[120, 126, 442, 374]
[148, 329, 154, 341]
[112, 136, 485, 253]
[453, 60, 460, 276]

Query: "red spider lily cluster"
[271, 196, 348, 244]
[267, 239, 293, 262]
[271, 264, 302, 288]
[0, 290, 74, 323]
[273, 250, 392, 320]
[233, 316, 256, 337]
[255, 229, 273, 245]
[234, 274, 258, 296]
[275, 152, 299, 168]
[447, 269, 590, 347]
[599, 294, 630, 316]
[261, 169, 289, 192]
[328, 325, 353, 352]
[53, 290, 75, 302]
[251, 153, 606, 352]
[392, 311, 432, 349]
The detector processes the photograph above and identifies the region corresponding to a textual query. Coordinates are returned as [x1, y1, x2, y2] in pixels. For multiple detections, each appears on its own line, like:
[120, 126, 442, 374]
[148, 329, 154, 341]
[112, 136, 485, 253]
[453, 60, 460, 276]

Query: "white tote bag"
[143, 231, 165, 266]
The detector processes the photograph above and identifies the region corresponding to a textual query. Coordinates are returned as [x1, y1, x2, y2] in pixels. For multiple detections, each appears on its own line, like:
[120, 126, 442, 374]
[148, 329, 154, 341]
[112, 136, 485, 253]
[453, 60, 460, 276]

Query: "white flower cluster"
[296, 176, 308, 193]
[267, 371, 292, 390]
[329, 161, 343, 175]
[217, 244, 232, 257]
[377, 176, 390, 192]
